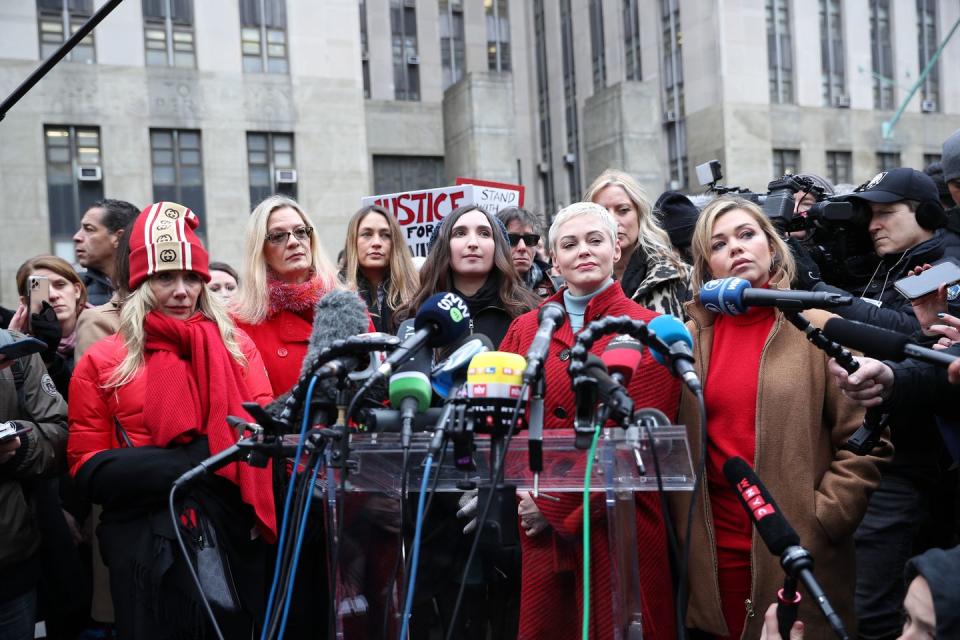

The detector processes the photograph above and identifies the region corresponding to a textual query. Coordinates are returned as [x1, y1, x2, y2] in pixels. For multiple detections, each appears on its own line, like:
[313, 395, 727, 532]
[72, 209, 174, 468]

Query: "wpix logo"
[438, 292, 470, 323]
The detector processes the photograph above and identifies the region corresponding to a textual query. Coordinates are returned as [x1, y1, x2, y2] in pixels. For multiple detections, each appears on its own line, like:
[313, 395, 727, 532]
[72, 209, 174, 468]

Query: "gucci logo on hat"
[155, 234, 173, 243]
[155, 219, 172, 230]
[159, 249, 178, 263]
[164, 207, 181, 219]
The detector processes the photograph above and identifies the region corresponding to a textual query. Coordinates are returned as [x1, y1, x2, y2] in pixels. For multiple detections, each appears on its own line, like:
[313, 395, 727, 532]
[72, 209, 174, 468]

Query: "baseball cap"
[846, 167, 939, 204]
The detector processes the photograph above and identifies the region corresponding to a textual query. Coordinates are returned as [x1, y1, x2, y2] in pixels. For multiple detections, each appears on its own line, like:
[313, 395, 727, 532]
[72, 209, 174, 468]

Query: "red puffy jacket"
[500, 282, 680, 640]
[67, 329, 273, 478]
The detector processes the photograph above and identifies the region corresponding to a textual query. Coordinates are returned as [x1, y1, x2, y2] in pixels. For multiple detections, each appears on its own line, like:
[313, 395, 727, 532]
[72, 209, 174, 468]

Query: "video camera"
[697, 159, 878, 291]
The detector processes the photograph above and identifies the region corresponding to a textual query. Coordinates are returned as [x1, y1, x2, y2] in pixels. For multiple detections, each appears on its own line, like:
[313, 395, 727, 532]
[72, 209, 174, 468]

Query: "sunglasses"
[265, 226, 313, 245]
[508, 233, 540, 247]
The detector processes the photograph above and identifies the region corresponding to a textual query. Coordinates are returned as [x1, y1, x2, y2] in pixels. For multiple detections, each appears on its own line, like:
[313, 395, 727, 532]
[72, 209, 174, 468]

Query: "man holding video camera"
[0, 333, 68, 639]
[800, 167, 955, 639]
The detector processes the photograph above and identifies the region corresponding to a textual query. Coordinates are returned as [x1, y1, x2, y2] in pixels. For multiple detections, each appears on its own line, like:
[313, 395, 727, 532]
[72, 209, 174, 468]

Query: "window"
[486, 0, 510, 72]
[917, 0, 939, 111]
[390, 0, 419, 101]
[923, 153, 941, 168]
[533, 0, 555, 219]
[360, 0, 370, 98]
[143, 0, 195, 68]
[589, 0, 606, 91]
[439, 0, 465, 89]
[826, 151, 852, 185]
[870, 0, 894, 110]
[37, 0, 95, 62]
[662, 0, 686, 188]
[240, 0, 288, 74]
[772, 148, 799, 178]
[623, 0, 642, 81]
[820, 0, 845, 106]
[766, 0, 793, 104]
[247, 132, 296, 208]
[877, 152, 901, 172]
[44, 125, 104, 259]
[372, 155, 445, 195]
[150, 130, 205, 231]
[560, 0, 580, 201]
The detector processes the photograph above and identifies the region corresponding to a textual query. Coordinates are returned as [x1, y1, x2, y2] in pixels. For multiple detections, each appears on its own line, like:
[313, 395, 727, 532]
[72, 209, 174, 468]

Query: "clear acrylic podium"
[318, 426, 694, 639]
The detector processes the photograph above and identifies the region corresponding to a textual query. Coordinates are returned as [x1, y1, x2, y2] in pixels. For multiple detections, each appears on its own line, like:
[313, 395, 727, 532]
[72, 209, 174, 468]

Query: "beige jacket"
[671, 299, 893, 639]
[75, 292, 121, 360]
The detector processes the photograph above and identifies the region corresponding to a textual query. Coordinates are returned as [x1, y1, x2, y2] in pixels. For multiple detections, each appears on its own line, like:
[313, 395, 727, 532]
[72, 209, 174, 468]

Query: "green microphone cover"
[388, 370, 432, 411]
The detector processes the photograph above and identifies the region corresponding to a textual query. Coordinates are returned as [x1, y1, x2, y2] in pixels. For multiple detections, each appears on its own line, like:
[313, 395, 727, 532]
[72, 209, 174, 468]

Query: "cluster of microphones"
[172, 274, 956, 639]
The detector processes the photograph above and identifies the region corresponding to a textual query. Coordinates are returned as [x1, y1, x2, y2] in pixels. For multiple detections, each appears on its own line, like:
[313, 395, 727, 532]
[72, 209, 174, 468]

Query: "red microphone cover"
[601, 335, 644, 385]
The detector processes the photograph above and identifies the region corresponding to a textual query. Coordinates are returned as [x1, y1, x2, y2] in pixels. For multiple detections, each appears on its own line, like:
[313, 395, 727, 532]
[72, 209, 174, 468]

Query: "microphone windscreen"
[647, 314, 693, 368]
[538, 301, 566, 327]
[415, 292, 471, 347]
[822, 318, 909, 362]
[699, 277, 750, 316]
[466, 351, 526, 400]
[388, 371, 432, 411]
[723, 456, 800, 556]
[602, 335, 644, 385]
[432, 334, 494, 398]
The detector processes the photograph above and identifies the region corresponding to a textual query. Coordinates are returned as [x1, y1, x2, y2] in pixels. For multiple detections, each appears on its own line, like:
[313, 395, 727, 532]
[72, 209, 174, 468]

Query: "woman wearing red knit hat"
[67, 202, 275, 639]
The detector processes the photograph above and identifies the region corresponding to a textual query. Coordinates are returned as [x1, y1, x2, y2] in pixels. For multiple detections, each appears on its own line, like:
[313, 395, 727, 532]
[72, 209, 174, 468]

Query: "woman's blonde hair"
[106, 280, 244, 387]
[547, 201, 618, 254]
[689, 196, 796, 293]
[583, 168, 685, 269]
[342, 205, 419, 311]
[234, 195, 339, 324]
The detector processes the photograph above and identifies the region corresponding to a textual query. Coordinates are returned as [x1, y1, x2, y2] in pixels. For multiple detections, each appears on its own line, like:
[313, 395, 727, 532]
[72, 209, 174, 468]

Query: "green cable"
[582, 426, 601, 640]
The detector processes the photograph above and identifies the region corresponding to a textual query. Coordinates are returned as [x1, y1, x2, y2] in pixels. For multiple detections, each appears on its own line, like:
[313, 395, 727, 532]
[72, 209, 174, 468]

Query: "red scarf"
[143, 311, 277, 542]
[267, 270, 328, 318]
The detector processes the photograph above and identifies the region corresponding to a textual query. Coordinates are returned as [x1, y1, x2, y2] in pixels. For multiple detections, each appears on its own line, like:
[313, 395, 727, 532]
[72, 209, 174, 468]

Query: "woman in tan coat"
[672, 196, 892, 639]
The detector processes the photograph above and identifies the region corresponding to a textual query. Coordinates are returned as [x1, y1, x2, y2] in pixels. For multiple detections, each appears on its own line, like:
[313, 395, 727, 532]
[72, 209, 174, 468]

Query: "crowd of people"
[1, 127, 960, 640]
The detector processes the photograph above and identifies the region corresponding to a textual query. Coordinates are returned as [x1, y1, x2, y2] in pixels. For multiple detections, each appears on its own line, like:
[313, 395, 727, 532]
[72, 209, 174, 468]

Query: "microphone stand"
[777, 575, 801, 639]
[528, 374, 546, 497]
[783, 311, 891, 454]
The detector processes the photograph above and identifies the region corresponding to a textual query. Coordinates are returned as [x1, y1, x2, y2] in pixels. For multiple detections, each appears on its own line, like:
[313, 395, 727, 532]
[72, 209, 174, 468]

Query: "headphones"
[915, 200, 948, 231]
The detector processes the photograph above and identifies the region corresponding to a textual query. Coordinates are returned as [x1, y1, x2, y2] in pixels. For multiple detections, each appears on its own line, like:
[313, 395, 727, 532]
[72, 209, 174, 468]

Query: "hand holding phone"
[26, 276, 49, 335]
[0, 421, 30, 442]
[894, 259, 960, 300]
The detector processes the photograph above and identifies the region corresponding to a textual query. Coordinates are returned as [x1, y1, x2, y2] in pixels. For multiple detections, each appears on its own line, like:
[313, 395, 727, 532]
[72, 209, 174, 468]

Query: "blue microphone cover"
[647, 314, 693, 368]
[699, 277, 751, 316]
[415, 292, 471, 347]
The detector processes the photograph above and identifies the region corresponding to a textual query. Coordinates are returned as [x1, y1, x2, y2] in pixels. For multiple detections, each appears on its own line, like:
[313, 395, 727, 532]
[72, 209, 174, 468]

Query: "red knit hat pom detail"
[128, 201, 211, 290]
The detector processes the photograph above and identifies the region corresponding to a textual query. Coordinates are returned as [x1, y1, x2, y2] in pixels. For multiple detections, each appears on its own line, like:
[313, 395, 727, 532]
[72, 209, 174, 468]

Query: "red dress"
[500, 282, 680, 640]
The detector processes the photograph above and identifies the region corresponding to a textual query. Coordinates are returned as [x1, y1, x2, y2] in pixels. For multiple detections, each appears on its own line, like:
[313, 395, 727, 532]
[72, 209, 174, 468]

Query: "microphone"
[602, 334, 645, 383]
[822, 317, 958, 368]
[522, 302, 566, 384]
[723, 456, 850, 640]
[466, 351, 528, 434]
[581, 353, 634, 423]
[173, 435, 257, 489]
[268, 289, 372, 429]
[700, 277, 853, 315]
[647, 314, 702, 393]
[432, 334, 495, 399]
[368, 292, 471, 385]
[389, 319, 433, 449]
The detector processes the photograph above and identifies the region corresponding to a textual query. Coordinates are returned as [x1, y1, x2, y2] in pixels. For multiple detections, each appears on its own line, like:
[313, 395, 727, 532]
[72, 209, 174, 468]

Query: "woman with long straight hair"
[584, 169, 692, 317]
[67, 202, 275, 639]
[341, 205, 419, 333]
[673, 196, 891, 639]
[394, 204, 538, 346]
[233, 195, 344, 396]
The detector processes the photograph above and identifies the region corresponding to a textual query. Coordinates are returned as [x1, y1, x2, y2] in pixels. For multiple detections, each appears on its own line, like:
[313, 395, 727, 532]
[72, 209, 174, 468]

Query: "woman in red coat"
[233, 195, 344, 396]
[500, 201, 680, 640]
[67, 202, 275, 639]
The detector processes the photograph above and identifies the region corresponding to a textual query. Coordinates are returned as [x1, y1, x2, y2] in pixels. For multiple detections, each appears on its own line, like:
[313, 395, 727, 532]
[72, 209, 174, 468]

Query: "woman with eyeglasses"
[340, 205, 419, 333]
[233, 195, 344, 397]
[585, 169, 692, 318]
[496, 207, 559, 299]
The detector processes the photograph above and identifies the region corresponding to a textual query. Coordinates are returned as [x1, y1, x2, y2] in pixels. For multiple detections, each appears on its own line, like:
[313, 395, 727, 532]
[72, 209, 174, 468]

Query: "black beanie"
[655, 191, 699, 250]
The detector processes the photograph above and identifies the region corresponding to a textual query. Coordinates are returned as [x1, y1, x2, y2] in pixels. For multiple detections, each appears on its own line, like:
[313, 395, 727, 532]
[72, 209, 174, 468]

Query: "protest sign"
[361, 184, 476, 258]
[455, 177, 524, 215]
